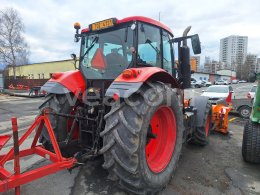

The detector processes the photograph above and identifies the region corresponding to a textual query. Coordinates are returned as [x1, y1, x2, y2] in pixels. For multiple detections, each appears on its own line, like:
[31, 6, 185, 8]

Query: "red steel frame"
[0, 112, 77, 194]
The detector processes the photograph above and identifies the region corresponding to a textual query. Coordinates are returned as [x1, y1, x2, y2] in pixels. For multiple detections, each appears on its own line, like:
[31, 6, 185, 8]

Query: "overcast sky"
[1, 0, 260, 65]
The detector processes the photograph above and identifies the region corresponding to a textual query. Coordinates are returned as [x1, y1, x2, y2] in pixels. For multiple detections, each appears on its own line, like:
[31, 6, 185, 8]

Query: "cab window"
[162, 30, 173, 75]
[137, 23, 161, 67]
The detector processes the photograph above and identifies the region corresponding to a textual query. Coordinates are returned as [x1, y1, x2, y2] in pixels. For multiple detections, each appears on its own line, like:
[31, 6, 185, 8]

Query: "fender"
[106, 67, 180, 98]
[41, 70, 86, 98]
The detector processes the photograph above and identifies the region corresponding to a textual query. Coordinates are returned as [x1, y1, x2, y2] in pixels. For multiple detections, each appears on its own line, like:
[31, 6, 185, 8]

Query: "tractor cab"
[74, 17, 175, 92]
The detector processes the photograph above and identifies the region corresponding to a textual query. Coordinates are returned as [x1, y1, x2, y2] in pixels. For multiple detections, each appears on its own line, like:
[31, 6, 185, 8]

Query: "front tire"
[100, 83, 184, 194]
[242, 121, 260, 163]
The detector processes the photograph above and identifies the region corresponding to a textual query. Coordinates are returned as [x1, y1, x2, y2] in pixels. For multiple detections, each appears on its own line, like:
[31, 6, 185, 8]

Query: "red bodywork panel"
[82, 16, 173, 36]
[49, 70, 86, 96]
[115, 67, 179, 87]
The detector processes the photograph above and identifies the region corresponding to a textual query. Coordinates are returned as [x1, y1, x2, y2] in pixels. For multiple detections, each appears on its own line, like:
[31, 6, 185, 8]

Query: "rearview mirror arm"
[171, 35, 193, 44]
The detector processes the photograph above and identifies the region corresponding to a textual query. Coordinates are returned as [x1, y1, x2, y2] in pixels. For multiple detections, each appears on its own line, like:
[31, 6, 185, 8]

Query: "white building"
[192, 72, 209, 81]
[219, 35, 248, 69]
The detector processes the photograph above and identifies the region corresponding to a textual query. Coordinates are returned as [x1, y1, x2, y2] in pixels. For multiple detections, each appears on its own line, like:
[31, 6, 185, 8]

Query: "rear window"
[206, 86, 229, 93]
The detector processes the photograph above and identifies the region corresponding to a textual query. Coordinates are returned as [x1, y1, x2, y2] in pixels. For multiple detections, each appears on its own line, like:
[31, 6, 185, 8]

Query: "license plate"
[91, 19, 115, 31]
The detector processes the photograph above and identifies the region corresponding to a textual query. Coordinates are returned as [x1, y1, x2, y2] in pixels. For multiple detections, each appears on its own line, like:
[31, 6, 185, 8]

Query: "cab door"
[162, 30, 174, 76]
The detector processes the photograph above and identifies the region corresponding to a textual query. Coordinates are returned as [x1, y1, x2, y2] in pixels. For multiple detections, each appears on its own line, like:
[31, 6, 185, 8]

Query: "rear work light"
[74, 22, 81, 30]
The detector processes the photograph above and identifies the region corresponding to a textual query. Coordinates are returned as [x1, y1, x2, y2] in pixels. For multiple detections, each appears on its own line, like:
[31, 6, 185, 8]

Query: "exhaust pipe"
[182, 26, 191, 47]
[179, 26, 192, 89]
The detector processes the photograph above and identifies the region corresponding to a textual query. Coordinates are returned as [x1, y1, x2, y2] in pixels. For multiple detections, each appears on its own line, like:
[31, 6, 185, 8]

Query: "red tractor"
[40, 16, 210, 194]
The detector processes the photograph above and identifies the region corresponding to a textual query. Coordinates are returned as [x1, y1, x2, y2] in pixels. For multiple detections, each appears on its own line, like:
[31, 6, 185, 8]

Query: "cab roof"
[81, 16, 173, 36]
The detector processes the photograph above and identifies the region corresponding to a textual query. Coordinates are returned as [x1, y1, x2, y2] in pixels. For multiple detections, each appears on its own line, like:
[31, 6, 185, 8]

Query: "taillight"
[122, 69, 133, 78]
[247, 93, 251, 99]
[122, 69, 139, 79]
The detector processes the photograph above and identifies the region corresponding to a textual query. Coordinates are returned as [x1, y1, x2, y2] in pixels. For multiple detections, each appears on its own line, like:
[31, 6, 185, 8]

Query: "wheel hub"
[145, 106, 177, 173]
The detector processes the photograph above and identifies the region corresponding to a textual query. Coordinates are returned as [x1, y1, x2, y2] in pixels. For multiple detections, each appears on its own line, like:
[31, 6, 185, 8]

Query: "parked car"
[232, 98, 252, 118]
[215, 80, 228, 85]
[191, 78, 202, 88]
[247, 85, 257, 99]
[202, 85, 251, 118]
[224, 79, 231, 84]
[239, 80, 247, 83]
[232, 79, 239, 84]
[201, 85, 234, 101]
[201, 80, 212, 87]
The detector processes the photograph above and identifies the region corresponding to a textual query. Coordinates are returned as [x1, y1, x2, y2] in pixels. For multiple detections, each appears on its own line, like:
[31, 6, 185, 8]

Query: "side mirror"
[71, 53, 76, 60]
[191, 34, 201, 55]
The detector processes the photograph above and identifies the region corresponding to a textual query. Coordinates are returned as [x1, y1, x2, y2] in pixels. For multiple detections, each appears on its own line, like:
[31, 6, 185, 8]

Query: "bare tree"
[0, 8, 29, 79]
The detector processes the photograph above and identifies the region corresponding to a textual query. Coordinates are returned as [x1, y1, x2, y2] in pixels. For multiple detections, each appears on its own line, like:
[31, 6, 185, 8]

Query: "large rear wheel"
[100, 83, 184, 194]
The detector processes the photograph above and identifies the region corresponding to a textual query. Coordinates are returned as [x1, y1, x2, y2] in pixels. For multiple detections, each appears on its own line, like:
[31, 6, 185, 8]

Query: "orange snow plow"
[211, 103, 232, 134]
[0, 110, 77, 195]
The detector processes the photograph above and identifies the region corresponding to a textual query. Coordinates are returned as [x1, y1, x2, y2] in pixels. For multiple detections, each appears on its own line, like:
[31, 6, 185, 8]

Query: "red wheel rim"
[67, 106, 79, 139]
[145, 106, 177, 173]
[205, 115, 211, 136]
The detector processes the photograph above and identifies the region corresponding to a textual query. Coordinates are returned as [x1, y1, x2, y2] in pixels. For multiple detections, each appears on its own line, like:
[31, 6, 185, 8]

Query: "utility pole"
[159, 12, 160, 21]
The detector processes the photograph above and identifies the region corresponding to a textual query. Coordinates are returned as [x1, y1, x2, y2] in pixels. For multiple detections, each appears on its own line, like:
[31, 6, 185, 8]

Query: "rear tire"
[100, 83, 184, 194]
[190, 102, 211, 146]
[242, 121, 260, 163]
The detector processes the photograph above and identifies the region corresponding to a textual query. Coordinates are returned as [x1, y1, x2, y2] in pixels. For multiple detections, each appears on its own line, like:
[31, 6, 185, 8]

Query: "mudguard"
[106, 67, 180, 98]
[190, 96, 210, 127]
[41, 70, 86, 97]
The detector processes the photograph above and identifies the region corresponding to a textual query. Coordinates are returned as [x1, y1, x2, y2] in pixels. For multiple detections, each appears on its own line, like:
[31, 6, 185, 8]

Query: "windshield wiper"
[80, 36, 99, 60]
[145, 39, 160, 54]
[145, 39, 169, 63]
